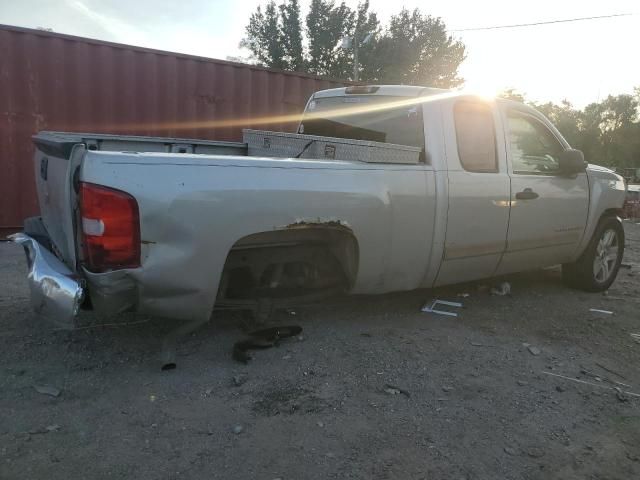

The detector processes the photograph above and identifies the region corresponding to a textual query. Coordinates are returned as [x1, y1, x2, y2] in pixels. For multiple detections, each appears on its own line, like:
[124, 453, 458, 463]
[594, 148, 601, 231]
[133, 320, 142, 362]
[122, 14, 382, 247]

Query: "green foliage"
[278, 0, 305, 71]
[241, 1, 464, 87]
[306, 0, 355, 78]
[240, 2, 287, 69]
[500, 90, 640, 171]
[362, 8, 466, 87]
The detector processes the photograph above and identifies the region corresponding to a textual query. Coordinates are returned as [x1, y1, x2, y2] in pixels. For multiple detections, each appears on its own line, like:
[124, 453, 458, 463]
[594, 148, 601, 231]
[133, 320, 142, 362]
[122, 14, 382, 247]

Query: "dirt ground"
[1, 223, 639, 480]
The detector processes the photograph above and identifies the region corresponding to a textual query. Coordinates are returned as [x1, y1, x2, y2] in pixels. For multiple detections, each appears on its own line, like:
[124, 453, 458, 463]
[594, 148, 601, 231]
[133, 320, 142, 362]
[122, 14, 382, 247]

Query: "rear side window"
[454, 102, 498, 173]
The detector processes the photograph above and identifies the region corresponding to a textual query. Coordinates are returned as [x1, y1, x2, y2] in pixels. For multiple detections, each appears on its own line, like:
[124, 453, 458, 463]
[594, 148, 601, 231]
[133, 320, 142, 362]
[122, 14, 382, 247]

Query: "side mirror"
[558, 149, 587, 175]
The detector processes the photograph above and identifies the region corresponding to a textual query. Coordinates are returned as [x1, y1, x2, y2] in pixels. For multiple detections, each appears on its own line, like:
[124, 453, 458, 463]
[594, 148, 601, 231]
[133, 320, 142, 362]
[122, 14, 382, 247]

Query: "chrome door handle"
[515, 188, 539, 200]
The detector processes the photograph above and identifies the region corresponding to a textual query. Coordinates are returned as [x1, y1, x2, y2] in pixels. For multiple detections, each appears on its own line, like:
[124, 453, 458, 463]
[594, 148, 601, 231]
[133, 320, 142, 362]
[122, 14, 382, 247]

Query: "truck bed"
[33, 131, 248, 158]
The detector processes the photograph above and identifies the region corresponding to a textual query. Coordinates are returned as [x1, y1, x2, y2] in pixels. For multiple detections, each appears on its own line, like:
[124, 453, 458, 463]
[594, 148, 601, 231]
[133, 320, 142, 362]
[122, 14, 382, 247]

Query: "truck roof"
[312, 85, 450, 98]
[310, 84, 546, 121]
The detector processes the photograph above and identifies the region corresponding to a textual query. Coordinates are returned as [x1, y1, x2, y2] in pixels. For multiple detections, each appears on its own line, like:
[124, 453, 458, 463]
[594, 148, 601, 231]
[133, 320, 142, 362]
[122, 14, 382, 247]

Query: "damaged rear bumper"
[9, 233, 84, 329]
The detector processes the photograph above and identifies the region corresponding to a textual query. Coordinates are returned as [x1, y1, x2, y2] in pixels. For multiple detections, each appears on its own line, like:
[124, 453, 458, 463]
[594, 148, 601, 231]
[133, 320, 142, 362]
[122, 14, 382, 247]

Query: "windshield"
[299, 95, 425, 149]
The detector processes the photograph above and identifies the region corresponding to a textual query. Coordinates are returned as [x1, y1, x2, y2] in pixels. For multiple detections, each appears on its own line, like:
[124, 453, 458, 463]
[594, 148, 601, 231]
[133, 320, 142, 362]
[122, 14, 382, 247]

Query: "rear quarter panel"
[80, 151, 436, 321]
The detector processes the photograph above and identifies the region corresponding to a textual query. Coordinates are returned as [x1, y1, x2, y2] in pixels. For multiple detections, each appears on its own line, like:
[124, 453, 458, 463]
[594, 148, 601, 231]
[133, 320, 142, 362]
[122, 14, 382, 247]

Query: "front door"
[496, 107, 589, 275]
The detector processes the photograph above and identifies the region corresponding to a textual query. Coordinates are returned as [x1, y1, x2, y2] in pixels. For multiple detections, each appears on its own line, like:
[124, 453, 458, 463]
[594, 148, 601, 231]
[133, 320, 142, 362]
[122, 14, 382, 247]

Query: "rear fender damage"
[216, 221, 359, 308]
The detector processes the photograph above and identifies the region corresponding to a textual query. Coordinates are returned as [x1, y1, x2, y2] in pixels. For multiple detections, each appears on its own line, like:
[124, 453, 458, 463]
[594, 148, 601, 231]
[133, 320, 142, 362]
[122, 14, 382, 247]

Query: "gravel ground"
[1, 223, 639, 480]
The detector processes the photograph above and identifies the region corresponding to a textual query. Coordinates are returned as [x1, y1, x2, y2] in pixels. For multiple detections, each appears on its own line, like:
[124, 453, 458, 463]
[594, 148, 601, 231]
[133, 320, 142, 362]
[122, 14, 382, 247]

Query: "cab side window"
[507, 112, 564, 174]
[454, 101, 498, 173]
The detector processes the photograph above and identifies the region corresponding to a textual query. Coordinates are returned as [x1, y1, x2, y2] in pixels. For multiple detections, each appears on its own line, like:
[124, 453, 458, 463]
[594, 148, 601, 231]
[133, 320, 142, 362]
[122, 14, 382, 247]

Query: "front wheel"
[562, 216, 625, 292]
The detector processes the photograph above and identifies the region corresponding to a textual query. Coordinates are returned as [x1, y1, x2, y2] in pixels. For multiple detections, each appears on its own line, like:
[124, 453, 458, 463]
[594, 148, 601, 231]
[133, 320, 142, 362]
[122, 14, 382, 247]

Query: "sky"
[1, 0, 637, 107]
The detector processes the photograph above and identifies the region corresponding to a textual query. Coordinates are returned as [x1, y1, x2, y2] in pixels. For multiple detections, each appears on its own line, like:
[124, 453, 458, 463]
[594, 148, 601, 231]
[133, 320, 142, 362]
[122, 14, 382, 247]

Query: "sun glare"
[459, 79, 504, 100]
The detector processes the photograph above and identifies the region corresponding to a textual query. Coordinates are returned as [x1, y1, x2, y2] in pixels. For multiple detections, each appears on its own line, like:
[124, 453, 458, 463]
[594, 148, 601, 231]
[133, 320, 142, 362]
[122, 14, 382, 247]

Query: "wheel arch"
[216, 222, 360, 305]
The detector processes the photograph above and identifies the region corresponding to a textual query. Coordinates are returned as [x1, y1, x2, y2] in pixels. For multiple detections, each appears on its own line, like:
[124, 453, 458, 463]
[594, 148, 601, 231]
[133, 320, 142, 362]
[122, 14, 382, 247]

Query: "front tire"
[562, 216, 625, 292]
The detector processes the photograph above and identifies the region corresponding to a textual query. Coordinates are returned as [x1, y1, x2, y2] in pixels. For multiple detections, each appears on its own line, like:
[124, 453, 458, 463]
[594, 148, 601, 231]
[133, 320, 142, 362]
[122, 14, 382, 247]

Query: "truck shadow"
[10, 264, 610, 374]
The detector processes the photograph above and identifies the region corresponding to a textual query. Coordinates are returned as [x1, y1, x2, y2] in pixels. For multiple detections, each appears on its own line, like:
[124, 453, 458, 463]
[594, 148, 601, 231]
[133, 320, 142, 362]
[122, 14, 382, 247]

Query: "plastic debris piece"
[384, 384, 410, 397]
[589, 308, 613, 315]
[232, 424, 244, 434]
[527, 346, 541, 356]
[421, 299, 463, 317]
[490, 282, 511, 296]
[542, 371, 640, 398]
[33, 385, 61, 397]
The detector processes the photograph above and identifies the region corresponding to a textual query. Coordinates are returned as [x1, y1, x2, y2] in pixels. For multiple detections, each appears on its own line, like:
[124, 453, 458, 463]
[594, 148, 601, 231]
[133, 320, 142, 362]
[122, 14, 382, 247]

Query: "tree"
[279, 0, 305, 71]
[594, 94, 639, 168]
[306, 0, 354, 77]
[499, 88, 526, 103]
[534, 100, 582, 149]
[347, 1, 380, 81]
[363, 9, 465, 87]
[240, 2, 287, 70]
[498, 89, 640, 170]
[241, 2, 464, 87]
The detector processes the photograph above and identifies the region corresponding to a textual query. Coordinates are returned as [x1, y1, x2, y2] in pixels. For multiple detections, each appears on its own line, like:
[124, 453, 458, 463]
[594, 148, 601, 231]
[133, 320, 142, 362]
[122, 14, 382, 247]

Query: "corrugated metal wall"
[0, 24, 348, 232]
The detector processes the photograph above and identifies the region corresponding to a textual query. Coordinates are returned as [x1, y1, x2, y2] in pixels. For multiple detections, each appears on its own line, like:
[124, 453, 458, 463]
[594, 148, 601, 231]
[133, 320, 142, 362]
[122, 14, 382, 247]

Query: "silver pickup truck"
[12, 85, 626, 339]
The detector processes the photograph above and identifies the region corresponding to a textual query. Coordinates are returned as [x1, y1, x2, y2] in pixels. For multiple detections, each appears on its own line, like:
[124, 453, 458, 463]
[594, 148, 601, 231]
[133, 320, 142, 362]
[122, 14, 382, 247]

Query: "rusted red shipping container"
[0, 24, 349, 233]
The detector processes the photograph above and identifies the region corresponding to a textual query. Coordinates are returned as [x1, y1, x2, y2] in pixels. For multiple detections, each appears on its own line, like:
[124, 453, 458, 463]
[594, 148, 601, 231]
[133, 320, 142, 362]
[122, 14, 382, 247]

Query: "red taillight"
[80, 182, 140, 272]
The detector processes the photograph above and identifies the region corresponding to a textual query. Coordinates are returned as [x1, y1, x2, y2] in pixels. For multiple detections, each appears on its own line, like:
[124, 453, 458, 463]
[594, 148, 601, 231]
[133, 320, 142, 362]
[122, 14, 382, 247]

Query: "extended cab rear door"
[496, 104, 589, 275]
[434, 98, 511, 286]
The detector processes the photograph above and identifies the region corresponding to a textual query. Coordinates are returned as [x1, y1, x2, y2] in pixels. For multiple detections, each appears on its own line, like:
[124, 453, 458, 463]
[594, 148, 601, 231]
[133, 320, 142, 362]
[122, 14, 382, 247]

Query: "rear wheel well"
[216, 224, 359, 308]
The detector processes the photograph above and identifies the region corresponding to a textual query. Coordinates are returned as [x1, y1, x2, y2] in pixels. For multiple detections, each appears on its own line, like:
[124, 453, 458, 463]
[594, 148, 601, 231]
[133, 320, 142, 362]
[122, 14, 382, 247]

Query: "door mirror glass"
[557, 149, 586, 175]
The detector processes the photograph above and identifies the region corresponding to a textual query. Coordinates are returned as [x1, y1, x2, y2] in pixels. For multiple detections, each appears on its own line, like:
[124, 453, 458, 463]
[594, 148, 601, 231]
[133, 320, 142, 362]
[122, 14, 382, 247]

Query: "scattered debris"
[620, 263, 632, 269]
[589, 308, 614, 315]
[384, 384, 410, 398]
[542, 371, 640, 398]
[490, 282, 511, 296]
[580, 369, 602, 381]
[517, 380, 528, 387]
[232, 325, 302, 363]
[595, 362, 628, 380]
[615, 387, 629, 403]
[470, 341, 496, 347]
[631, 333, 640, 343]
[581, 368, 631, 388]
[317, 421, 324, 428]
[555, 385, 565, 392]
[504, 446, 518, 456]
[33, 385, 61, 397]
[442, 386, 453, 393]
[527, 447, 546, 458]
[232, 375, 247, 387]
[232, 424, 244, 434]
[421, 299, 463, 317]
[527, 346, 541, 356]
[29, 424, 61, 435]
[457, 293, 470, 298]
